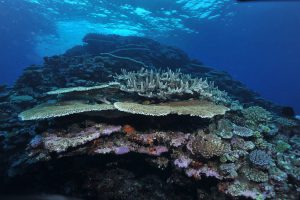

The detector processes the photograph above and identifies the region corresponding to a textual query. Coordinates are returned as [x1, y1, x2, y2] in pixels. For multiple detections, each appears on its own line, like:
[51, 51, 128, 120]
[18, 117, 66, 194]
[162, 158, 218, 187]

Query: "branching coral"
[242, 106, 273, 125]
[113, 68, 232, 104]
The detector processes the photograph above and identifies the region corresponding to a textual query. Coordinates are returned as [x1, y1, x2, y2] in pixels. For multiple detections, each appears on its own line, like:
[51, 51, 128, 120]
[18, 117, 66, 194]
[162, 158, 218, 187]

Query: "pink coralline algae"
[170, 132, 190, 147]
[137, 146, 168, 156]
[102, 125, 122, 135]
[240, 190, 259, 199]
[185, 166, 222, 180]
[174, 156, 192, 169]
[43, 124, 121, 153]
[114, 146, 130, 155]
[29, 135, 43, 148]
[94, 147, 113, 154]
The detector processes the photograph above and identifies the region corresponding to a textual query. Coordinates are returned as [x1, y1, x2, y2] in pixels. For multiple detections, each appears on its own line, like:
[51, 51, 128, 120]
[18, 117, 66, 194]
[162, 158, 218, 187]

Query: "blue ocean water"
[0, 0, 300, 113]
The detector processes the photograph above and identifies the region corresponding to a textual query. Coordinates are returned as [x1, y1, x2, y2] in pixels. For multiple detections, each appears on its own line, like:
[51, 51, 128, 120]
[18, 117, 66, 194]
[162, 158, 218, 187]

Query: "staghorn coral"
[19, 101, 115, 120]
[113, 68, 232, 104]
[114, 100, 229, 118]
[249, 149, 272, 168]
[188, 133, 230, 159]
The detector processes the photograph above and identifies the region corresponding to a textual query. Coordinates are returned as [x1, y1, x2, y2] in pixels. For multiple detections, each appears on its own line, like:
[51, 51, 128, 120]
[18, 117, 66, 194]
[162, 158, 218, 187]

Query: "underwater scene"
[0, 0, 300, 200]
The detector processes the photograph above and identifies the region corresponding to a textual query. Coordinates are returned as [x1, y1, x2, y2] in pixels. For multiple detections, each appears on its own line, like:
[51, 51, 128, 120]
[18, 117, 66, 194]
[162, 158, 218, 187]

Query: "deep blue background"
[171, 2, 300, 113]
[0, 1, 299, 113]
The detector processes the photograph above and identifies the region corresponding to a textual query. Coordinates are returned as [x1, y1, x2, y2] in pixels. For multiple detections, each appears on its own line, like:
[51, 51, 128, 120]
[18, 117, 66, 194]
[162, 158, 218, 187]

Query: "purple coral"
[249, 149, 272, 168]
[185, 166, 222, 180]
[114, 146, 130, 155]
[170, 132, 189, 147]
[240, 190, 259, 199]
[174, 156, 192, 169]
[29, 135, 43, 148]
[138, 146, 168, 156]
[102, 125, 122, 135]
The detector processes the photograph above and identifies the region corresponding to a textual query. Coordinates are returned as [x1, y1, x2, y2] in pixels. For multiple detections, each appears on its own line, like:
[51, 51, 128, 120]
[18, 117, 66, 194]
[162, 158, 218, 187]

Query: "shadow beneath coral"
[0, 154, 202, 200]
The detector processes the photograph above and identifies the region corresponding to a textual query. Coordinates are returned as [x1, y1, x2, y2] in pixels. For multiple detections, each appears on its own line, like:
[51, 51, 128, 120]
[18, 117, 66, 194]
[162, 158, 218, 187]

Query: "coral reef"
[1, 34, 300, 200]
[114, 100, 229, 118]
[249, 149, 272, 168]
[46, 82, 119, 95]
[19, 101, 115, 120]
[114, 68, 231, 105]
[188, 133, 230, 159]
[242, 167, 269, 182]
[242, 106, 272, 126]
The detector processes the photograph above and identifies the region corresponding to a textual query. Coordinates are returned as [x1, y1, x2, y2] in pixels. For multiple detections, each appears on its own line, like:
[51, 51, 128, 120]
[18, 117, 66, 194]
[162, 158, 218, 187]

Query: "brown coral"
[123, 124, 136, 135]
[189, 133, 230, 159]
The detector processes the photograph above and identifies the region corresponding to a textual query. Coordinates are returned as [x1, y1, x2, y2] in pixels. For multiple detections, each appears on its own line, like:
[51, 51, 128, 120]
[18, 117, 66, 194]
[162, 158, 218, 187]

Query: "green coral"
[254, 138, 268, 149]
[242, 106, 272, 127]
[242, 167, 269, 183]
[10, 95, 34, 103]
[275, 140, 291, 153]
[233, 124, 254, 137]
[211, 119, 234, 139]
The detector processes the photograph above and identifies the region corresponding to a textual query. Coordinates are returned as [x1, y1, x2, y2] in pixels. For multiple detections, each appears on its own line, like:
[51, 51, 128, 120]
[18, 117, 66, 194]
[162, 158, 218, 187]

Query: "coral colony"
[0, 34, 300, 199]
